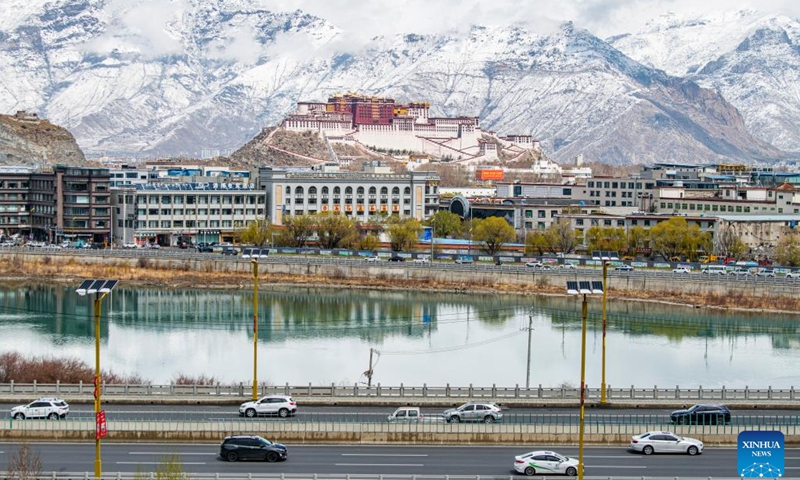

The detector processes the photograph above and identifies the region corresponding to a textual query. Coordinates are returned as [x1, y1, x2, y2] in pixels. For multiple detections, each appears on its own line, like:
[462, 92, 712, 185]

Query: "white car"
[364, 256, 380, 262]
[672, 267, 691, 274]
[10, 397, 70, 420]
[630, 431, 704, 455]
[412, 258, 430, 264]
[560, 263, 577, 269]
[514, 450, 579, 476]
[785, 271, 800, 279]
[239, 395, 297, 418]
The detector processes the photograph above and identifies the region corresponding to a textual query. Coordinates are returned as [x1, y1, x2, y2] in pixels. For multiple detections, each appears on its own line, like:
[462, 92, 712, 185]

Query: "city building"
[656, 183, 800, 215]
[54, 165, 111, 245]
[125, 182, 266, 246]
[0, 166, 55, 240]
[260, 162, 440, 225]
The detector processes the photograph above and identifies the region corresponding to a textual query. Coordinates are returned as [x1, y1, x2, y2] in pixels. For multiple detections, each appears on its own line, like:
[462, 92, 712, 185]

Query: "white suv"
[239, 395, 297, 418]
[10, 397, 70, 419]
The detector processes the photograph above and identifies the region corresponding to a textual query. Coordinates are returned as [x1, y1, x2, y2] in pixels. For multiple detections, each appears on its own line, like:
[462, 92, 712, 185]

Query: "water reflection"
[0, 285, 798, 387]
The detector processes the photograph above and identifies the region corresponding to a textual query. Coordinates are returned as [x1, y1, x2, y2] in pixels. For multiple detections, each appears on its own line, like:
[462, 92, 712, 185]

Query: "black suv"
[219, 435, 287, 462]
[670, 404, 731, 425]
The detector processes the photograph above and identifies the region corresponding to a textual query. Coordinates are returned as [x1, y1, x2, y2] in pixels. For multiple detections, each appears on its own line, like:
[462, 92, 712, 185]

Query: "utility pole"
[366, 348, 375, 387]
[525, 314, 533, 389]
[601, 261, 609, 404]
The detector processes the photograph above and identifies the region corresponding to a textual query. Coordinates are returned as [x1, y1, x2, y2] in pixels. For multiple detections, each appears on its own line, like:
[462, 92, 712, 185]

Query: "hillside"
[0, 112, 85, 166]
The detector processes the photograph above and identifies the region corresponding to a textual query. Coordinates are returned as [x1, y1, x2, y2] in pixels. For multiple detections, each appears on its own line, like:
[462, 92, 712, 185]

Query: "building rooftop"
[135, 183, 257, 191]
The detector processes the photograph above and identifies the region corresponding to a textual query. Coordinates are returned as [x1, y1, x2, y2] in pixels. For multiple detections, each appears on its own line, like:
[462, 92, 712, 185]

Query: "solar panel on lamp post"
[566, 279, 603, 480]
[75, 279, 118, 479]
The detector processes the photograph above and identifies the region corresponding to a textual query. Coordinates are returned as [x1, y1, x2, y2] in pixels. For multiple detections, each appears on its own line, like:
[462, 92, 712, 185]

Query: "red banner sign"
[96, 410, 107, 439]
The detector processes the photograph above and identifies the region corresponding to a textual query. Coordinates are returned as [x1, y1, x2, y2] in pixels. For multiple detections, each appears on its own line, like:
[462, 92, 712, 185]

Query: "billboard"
[476, 169, 504, 181]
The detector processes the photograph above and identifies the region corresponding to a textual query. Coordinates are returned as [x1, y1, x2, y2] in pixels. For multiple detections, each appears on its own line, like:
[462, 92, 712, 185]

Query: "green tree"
[237, 219, 269, 246]
[279, 214, 315, 247]
[775, 233, 800, 266]
[427, 211, 463, 238]
[649, 217, 711, 260]
[315, 212, 357, 249]
[626, 226, 650, 256]
[387, 218, 422, 252]
[586, 227, 626, 254]
[472, 217, 515, 255]
[525, 230, 549, 255]
[543, 220, 578, 254]
[355, 232, 381, 251]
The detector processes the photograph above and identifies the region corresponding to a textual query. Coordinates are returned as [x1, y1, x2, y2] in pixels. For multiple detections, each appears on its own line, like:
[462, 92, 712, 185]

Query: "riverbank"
[1, 252, 798, 314]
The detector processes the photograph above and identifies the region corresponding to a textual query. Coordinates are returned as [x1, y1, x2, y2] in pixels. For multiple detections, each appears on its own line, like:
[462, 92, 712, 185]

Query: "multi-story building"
[656, 183, 800, 215]
[572, 176, 657, 210]
[0, 167, 56, 240]
[54, 165, 112, 245]
[127, 182, 266, 246]
[260, 163, 440, 225]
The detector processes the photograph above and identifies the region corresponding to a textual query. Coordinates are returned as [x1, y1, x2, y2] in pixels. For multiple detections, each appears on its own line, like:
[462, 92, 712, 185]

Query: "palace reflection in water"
[0, 285, 798, 387]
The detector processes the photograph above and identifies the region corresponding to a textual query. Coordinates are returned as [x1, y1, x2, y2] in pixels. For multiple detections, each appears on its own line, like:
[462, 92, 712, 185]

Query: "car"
[412, 257, 430, 264]
[513, 450, 579, 476]
[239, 395, 297, 418]
[388, 256, 406, 262]
[615, 265, 634, 272]
[731, 268, 751, 276]
[219, 435, 287, 462]
[364, 256, 380, 262]
[221, 247, 238, 256]
[10, 397, 70, 420]
[560, 263, 577, 270]
[670, 404, 731, 425]
[755, 268, 776, 278]
[196, 242, 214, 253]
[454, 257, 474, 264]
[785, 271, 800, 279]
[672, 267, 691, 274]
[387, 406, 423, 423]
[630, 431, 704, 456]
[443, 402, 503, 423]
[525, 262, 545, 268]
[702, 265, 728, 275]
[123, 242, 138, 249]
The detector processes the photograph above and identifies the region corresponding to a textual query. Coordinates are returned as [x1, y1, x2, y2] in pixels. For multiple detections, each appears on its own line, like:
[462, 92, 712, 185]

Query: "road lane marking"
[129, 452, 213, 455]
[587, 465, 646, 469]
[341, 454, 428, 457]
[335, 463, 424, 467]
[584, 455, 642, 459]
[117, 462, 206, 465]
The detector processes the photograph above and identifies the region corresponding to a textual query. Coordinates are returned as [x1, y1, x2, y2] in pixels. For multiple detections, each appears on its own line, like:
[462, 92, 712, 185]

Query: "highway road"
[3, 404, 799, 425]
[0, 443, 797, 477]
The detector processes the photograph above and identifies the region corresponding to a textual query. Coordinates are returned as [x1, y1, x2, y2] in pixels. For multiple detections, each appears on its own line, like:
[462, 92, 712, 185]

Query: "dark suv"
[670, 404, 731, 425]
[219, 435, 287, 462]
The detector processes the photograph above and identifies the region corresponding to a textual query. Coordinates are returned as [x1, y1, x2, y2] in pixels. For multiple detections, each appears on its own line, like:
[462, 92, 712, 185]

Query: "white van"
[702, 265, 728, 275]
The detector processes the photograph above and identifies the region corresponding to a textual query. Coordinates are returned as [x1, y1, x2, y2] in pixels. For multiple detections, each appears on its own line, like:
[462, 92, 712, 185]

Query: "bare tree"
[7, 442, 42, 480]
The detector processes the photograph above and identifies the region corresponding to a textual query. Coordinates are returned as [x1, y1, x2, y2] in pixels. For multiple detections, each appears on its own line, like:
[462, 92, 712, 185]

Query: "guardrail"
[0, 475, 747, 480]
[0, 383, 796, 402]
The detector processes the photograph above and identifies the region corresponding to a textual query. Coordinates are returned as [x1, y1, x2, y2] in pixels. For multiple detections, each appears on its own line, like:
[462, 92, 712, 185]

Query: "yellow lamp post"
[252, 258, 259, 401]
[76, 279, 119, 479]
[566, 280, 603, 480]
[601, 261, 609, 404]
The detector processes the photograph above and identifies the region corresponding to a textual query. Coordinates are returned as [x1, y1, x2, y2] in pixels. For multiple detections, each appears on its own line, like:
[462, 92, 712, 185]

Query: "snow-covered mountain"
[0, 0, 789, 164]
[609, 10, 800, 153]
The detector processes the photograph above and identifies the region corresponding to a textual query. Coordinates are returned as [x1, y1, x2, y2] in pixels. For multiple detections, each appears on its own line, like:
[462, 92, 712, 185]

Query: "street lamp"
[601, 262, 609, 404]
[566, 279, 603, 480]
[251, 258, 259, 401]
[75, 278, 119, 479]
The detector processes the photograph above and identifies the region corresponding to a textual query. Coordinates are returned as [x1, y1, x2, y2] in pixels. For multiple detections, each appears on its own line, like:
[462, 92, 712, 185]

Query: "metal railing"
[0, 382, 796, 402]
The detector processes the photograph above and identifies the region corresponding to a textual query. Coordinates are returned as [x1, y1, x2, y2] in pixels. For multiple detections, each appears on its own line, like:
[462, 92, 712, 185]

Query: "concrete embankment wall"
[4, 252, 793, 300]
[4, 422, 799, 445]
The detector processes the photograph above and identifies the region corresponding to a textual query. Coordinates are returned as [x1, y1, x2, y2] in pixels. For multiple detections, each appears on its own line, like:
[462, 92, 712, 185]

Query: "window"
[562, 188, 572, 196]
[576, 219, 584, 226]
[538, 210, 546, 218]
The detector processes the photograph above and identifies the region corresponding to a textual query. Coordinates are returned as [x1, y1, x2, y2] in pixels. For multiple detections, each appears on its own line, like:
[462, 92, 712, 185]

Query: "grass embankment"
[0, 255, 797, 313]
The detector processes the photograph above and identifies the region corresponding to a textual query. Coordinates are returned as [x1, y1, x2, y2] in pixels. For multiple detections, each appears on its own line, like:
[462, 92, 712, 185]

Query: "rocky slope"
[0, 113, 85, 166]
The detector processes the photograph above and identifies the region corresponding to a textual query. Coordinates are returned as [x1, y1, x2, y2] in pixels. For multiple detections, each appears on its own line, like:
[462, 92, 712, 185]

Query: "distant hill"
[0, 112, 85, 167]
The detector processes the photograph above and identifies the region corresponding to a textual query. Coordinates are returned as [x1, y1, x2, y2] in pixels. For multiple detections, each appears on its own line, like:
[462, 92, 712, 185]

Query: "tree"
[315, 212, 357, 249]
[775, 233, 800, 266]
[586, 227, 626, 254]
[649, 217, 712, 260]
[355, 232, 381, 251]
[427, 211, 463, 238]
[472, 217, 515, 255]
[525, 230, 549, 255]
[237, 219, 269, 246]
[279, 214, 315, 247]
[715, 223, 748, 259]
[626, 226, 650, 256]
[6, 442, 42, 480]
[543, 220, 578, 254]
[387, 218, 422, 251]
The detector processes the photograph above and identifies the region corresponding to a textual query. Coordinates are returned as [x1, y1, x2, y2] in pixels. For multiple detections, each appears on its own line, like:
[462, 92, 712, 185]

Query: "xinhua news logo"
[738, 430, 784, 478]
